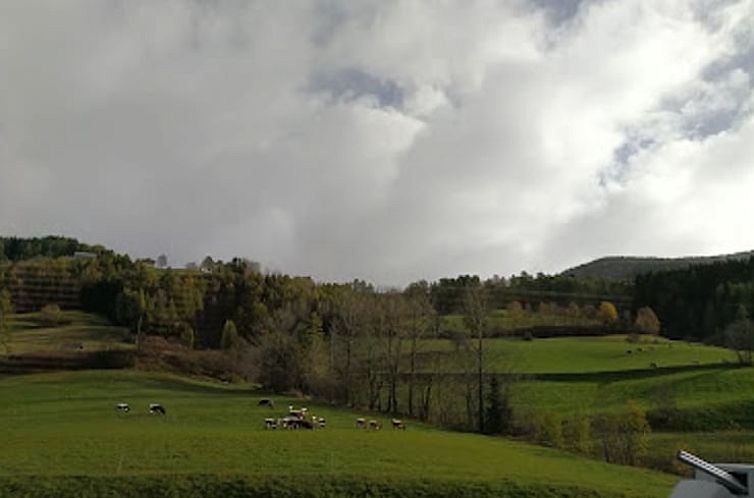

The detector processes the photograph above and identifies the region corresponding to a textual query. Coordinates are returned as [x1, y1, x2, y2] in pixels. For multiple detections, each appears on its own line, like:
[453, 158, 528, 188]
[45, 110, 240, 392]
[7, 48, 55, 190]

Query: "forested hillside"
[563, 251, 754, 280]
[635, 257, 754, 341]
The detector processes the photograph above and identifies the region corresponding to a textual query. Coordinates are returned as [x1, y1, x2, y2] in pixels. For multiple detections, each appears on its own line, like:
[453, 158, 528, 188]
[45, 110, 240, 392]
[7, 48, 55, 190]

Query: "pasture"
[0, 370, 676, 498]
[2, 311, 132, 354]
[417, 335, 735, 373]
[513, 365, 754, 417]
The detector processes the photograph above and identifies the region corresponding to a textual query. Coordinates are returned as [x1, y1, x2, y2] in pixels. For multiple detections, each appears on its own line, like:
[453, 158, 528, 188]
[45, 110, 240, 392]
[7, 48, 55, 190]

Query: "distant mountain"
[562, 250, 754, 280]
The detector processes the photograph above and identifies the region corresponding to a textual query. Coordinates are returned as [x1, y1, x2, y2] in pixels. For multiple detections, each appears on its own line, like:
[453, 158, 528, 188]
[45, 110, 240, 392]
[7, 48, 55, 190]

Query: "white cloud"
[1, 0, 753, 284]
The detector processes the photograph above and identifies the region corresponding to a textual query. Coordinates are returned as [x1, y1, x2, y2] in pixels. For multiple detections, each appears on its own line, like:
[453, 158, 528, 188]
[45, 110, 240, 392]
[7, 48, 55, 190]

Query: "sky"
[2, 0, 754, 285]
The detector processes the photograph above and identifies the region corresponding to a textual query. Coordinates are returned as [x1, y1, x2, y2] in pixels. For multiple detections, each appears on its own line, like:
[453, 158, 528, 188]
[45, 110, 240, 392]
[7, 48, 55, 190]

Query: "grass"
[418, 335, 735, 374]
[2, 311, 132, 354]
[511, 366, 754, 417]
[648, 431, 754, 474]
[1, 311, 746, 496]
[0, 370, 676, 498]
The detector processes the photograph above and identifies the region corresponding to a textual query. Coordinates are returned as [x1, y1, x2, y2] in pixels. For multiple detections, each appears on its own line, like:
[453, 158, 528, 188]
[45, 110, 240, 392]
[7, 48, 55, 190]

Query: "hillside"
[3, 310, 131, 354]
[0, 311, 133, 374]
[562, 250, 754, 280]
[0, 370, 676, 498]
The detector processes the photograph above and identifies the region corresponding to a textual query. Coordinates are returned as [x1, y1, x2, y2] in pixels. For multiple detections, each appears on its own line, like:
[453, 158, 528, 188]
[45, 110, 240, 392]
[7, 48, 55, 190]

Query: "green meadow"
[4, 311, 750, 497]
[0, 370, 676, 498]
[419, 335, 735, 373]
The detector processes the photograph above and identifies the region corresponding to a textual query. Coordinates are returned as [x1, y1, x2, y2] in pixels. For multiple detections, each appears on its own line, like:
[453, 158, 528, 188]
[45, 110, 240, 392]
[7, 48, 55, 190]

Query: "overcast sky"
[2, 0, 754, 285]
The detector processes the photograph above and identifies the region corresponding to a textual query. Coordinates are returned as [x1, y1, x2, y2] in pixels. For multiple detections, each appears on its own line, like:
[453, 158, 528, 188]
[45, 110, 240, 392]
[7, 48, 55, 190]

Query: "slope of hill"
[0, 311, 133, 374]
[0, 370, 676, 498]
[562, 250, 754, 280]
[3, 310, 132, 354]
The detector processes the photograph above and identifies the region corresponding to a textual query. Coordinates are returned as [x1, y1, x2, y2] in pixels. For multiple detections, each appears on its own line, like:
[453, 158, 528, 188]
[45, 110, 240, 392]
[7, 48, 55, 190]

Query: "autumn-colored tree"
[592, 401, 650, 465]
[506, 300, 524, 322]
[564, 413, 592, 455]
[598, 301, 619, 324]
[635, 306, 660, 334]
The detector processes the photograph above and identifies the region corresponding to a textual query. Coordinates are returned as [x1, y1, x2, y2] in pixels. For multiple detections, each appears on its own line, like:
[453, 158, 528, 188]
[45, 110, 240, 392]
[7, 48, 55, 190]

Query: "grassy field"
[508, 365, 754, 475]
[2, 311, 132, 354]
[418, 335, 736, 374]
[512, 366, 754, 416]
[0, 370, 676, 498]
[2, 311, 747, 496]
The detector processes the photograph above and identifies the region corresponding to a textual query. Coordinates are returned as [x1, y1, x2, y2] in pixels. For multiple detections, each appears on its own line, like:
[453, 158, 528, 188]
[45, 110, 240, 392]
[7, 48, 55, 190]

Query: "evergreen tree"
[484, 376, 508, 435]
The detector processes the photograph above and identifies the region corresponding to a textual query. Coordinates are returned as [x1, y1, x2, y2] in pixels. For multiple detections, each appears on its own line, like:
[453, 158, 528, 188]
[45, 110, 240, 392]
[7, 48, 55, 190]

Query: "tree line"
[0, 236, 100, 262]
[634, 257, 754, 341]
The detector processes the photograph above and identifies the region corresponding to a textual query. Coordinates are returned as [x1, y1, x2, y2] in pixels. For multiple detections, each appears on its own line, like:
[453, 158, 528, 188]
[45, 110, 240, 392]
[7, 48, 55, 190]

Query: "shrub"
[541, 412, 565, 449]
[564, 414, 592, 455]
[592, 401, 650, 465]
[38, 304, 67, 327]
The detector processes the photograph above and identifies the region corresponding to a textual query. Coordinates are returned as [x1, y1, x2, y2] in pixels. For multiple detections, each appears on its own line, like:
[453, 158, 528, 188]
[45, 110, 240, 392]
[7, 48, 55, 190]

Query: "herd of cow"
[261, 401, 325, 430]
[258, 399, 407, 431]
[114, 398, 408, 431]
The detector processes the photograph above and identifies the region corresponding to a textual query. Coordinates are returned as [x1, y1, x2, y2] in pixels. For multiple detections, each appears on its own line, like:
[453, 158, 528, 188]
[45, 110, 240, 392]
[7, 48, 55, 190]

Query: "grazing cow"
[149, 403, 166, 415]
[356, 417, 366, 428]
[289, 409, 303, 419]
[391, 418, 406, 430]
[264, 418, 278, 429]
[626, 350, 632, 355]
[317, 417, 326, 429]
[281, 416, 313, 429]
[650, 362, 658, 369]
[116, 403, 130, 413]
[368, 419, 382, 430]
[258, 399, 275, 409]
